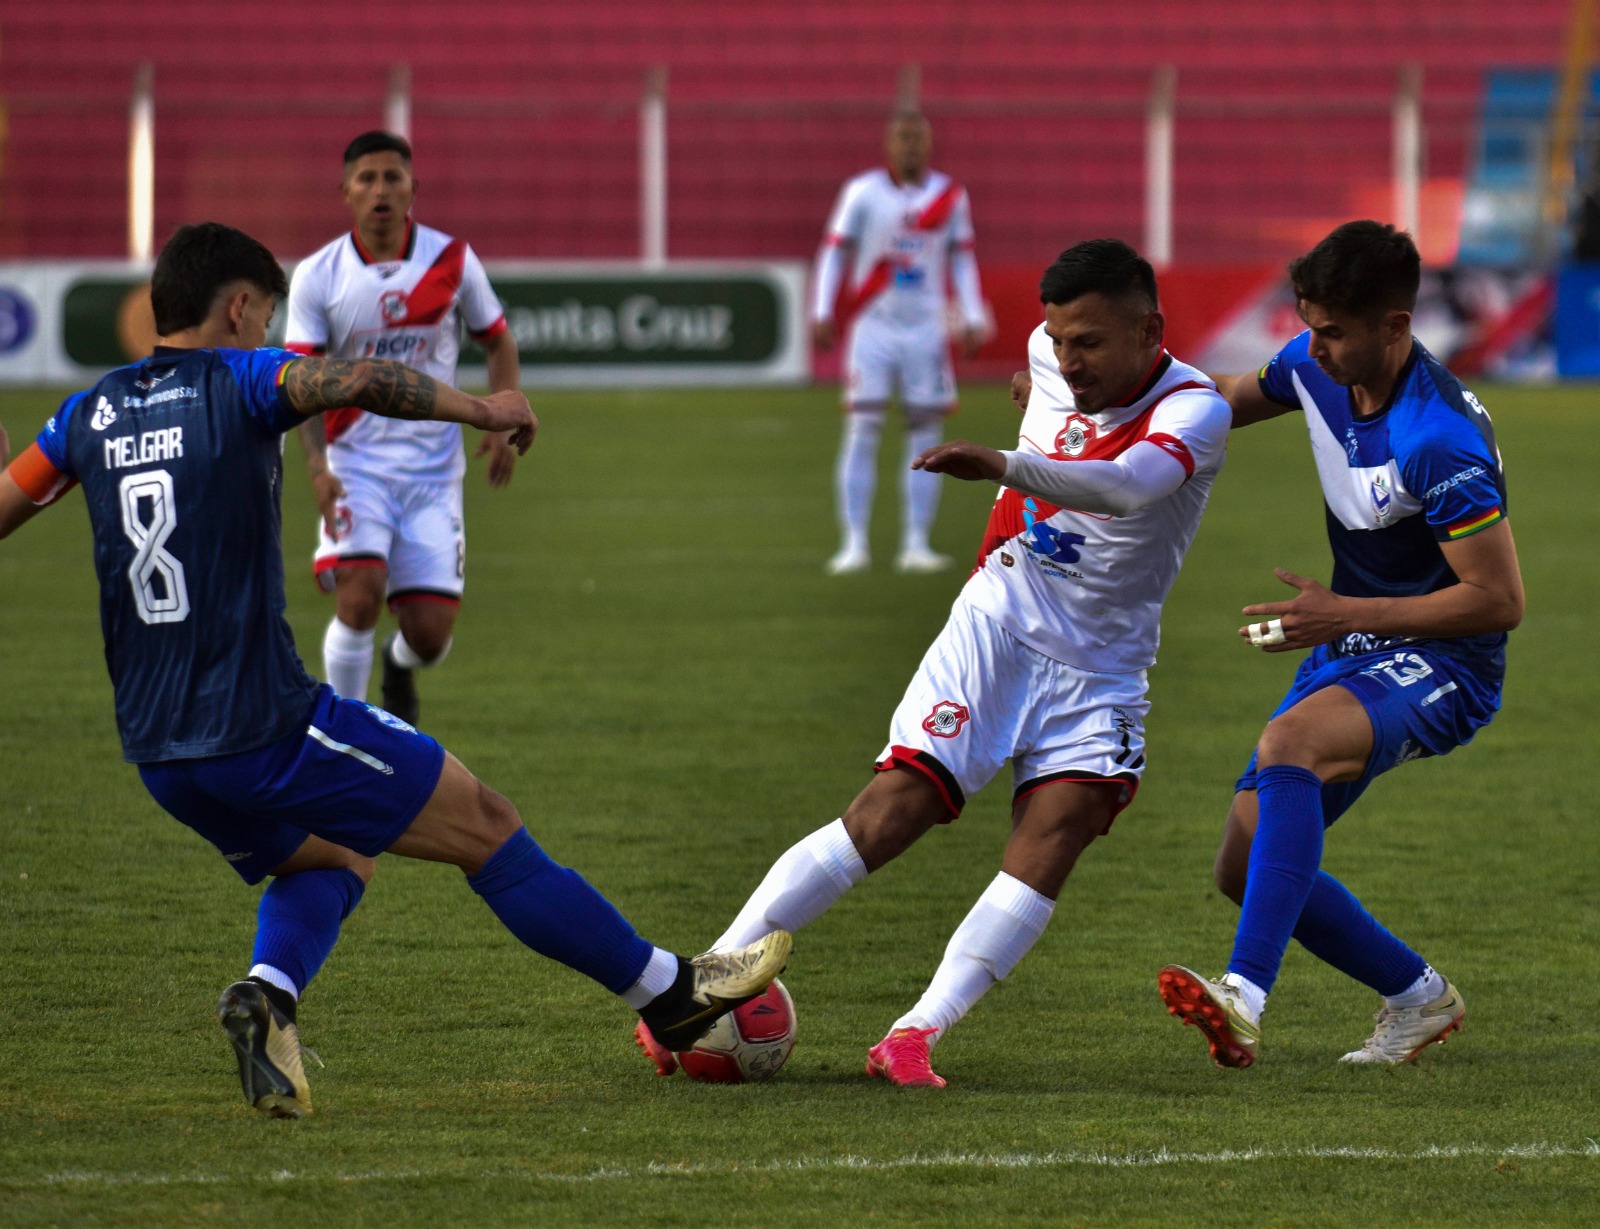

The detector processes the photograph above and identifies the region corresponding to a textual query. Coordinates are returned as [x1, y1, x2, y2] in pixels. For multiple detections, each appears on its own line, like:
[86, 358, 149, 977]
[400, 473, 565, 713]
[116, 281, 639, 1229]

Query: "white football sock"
[893, 872, 1054, 1043]
[1384, 964, 1446, 1009]
[247, 963, 300, 1000]
[835, 411, 884, 554]
[389, 631, 451, 670]
[323, 618, 375, 701]
[712, 819, 868, 952]
[620, 946, 681, 1010]
[900, 413, 944, 555]
[1221, 972, 1267, 1023]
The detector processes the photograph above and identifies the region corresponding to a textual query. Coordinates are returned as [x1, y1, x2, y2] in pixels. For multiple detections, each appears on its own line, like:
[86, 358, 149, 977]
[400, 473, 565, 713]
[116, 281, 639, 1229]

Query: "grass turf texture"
[0, 381, 1595, 1227]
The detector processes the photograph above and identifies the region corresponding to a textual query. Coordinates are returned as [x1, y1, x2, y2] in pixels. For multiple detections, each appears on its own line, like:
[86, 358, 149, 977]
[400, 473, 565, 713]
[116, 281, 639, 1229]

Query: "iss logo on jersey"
[379, 289, 408, 323]
[1055, 415, 1095, 457]
[922, 700, 970, 739]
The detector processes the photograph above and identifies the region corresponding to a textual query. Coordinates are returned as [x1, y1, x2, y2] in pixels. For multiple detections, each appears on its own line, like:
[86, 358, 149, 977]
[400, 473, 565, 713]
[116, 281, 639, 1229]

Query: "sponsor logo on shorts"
[364, 703, 418, 735]
[922, 699, 970, 738]
[1055, 415, 1095, 457]
[1000, 551, 1015, 567]
[332, 505, 353, 540]
[225, 851, 252, 862]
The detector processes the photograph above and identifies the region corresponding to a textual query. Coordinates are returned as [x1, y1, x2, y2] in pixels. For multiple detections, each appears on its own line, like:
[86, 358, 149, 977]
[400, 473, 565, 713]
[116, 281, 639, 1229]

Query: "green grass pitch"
[0, 380, 1596, 1227]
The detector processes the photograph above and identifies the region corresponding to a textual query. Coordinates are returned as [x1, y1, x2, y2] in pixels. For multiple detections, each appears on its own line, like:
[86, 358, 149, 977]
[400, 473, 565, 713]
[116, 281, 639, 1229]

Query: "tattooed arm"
[283, 357, 536, 452]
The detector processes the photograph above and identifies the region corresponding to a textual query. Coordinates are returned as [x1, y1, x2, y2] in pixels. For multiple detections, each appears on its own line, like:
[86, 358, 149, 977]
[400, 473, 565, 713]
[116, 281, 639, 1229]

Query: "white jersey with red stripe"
[960, 324, 1231, 674]
[286, 220, 508, 483]
[811, 167, 984, 331]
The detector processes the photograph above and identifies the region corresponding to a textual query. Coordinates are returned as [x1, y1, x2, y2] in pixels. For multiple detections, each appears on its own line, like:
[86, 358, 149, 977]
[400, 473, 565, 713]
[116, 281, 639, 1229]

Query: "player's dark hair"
[1038, 239, 1158, 313]
[343, 130, 413, 167]
[1289, 220, 1420, 319]
[150, 222, 288, 335]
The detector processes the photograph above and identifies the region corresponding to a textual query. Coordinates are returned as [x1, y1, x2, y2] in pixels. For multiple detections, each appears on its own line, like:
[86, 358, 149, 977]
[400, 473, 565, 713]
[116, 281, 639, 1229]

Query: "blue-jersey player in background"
[0, 222, 789, 1118]
[1156, 221, 1525, 1069]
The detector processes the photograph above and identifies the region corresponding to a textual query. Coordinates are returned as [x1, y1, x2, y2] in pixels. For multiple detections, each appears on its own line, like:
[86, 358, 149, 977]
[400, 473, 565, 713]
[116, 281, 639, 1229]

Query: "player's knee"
[1254, 715, 1321, 772]
[474, 780, 522, 846]
[842, 775, 941, 870]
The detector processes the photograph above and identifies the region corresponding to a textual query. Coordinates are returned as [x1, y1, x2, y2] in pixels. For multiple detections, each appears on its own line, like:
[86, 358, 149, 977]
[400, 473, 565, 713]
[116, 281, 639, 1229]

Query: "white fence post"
[128, 62, 155, 263]
[1145, 65, 1176, 267]
[640, 65, 668, 268]
[1393, 64, 1423, 242]
[386, 63, 412, 140]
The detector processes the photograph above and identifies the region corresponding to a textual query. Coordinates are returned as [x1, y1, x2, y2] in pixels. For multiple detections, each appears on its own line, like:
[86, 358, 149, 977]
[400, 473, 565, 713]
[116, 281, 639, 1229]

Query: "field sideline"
[1, 381, 1596, 1227]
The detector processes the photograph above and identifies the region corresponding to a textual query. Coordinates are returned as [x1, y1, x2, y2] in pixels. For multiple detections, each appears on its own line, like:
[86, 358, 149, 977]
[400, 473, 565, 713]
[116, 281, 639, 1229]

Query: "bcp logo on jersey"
[922, 700, 970, 739]
[361, 330, 432, 361]
[1055, 416, 1095, 457]
[90, 396, 118, 431]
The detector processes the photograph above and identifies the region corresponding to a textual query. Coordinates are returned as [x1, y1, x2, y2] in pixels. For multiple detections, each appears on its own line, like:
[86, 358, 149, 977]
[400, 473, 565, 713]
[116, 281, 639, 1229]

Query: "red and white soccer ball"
[677, 979, 797, 1084]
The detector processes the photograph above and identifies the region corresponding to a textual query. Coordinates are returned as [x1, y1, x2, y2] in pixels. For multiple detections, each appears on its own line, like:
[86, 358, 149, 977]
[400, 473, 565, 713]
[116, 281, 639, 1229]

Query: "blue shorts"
[139, 684, 447, 884]
[1236, 643, 1502, 826]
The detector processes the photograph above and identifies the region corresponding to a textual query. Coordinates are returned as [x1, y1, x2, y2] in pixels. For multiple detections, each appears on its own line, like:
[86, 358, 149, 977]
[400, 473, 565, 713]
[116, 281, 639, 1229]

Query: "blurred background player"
[811, 110, 988, 575]
[1158, 222, 1523, 1070]
[288, 131, 523, 727]
[0, 222, 789, 1118]
[637, 241, 1231, 1086]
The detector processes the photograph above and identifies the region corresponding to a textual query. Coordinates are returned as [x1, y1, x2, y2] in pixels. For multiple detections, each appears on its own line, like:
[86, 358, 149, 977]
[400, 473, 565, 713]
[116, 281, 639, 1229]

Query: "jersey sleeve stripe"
[285, 342, 326, 356]
[1143, 432, 1196, 478]
[1445, 507, 1503, 538]
[469, 315, 509, 342]
[7, 442, 77, 505]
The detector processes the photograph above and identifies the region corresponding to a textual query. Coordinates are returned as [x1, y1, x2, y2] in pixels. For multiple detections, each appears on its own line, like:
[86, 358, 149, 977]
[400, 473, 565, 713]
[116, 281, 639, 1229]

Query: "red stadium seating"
[0, 1, 1571, 263]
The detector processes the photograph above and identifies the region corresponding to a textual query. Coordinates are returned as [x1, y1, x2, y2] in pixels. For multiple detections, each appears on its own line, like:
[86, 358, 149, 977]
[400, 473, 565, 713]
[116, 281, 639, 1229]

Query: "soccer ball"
[677, 979, 797, 1084]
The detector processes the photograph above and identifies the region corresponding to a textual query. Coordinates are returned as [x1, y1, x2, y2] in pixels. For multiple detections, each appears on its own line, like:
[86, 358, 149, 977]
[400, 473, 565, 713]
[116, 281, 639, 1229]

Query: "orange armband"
[7, 443, 76, 506]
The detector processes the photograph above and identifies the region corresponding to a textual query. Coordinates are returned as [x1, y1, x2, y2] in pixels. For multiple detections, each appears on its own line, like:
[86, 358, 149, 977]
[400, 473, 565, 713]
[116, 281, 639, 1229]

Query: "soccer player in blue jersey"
[1157, 221, 1524, 1068]
[0, 222, 789, 1118]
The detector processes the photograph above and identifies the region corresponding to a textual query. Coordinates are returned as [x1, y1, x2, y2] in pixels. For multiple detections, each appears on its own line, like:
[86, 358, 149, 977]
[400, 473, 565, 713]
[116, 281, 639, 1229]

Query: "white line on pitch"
[13, 1140, 1600, 1188]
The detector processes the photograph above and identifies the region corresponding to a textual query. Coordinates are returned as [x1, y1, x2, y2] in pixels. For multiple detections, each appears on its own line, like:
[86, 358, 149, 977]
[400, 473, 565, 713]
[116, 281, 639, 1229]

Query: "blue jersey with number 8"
[35, 346, 320, 762]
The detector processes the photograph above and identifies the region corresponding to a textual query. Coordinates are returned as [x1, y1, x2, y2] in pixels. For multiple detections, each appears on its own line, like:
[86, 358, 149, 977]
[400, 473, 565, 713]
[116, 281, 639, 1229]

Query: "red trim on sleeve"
[1143, 432, 1196, 478]
[284, 342, 326, 356]
[470, 315, 508, 342]
[7, 443, 76, 506]
[323, 407, 364, 444]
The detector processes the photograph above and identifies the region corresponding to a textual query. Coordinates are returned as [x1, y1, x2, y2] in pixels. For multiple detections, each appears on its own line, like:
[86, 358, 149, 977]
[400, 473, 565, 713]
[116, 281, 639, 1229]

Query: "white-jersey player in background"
[635, 241, 1231, 1086]
[812, 111, 988, 575]
[288, 131, 522, 727]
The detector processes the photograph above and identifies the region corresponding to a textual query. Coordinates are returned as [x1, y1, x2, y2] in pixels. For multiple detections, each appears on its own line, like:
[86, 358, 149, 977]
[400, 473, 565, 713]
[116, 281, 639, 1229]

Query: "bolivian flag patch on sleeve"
[1446, 507, 1503, 539]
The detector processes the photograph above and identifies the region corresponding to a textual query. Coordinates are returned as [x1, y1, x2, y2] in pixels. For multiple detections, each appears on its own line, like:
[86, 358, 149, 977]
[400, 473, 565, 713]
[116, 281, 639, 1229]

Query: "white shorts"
[845, 316, 956, 412]
[877, 600, 1148, 822]
[313, 470, 465, 607]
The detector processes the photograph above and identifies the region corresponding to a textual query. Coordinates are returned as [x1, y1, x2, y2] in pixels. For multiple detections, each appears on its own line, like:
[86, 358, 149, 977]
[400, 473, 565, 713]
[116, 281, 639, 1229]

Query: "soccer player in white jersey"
[812, 111, 988, 575]
[287, 131, 522, 727]
[634, 241, 1232, 1086]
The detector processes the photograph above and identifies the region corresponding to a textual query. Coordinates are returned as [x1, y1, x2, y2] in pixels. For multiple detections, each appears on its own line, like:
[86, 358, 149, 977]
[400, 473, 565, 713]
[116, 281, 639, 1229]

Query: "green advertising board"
[52, 264, 804, 384]
[469, 272, 787, 367]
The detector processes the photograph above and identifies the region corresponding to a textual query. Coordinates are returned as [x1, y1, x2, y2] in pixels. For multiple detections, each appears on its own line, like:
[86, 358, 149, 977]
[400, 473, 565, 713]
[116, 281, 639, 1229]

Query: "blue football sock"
[1291, 870, 1427, 996]
[251, 867, 366, 996]
[467, 829, 653, 994]
[1228, 764, 1325, 994]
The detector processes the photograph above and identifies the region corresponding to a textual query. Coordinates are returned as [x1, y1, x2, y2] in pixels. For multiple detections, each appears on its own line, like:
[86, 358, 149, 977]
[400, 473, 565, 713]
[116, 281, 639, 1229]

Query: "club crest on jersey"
[922, 700, 970, 739]
[1370, 472, 1392, 524]
[1055, 416, 1095, 457]
[379, 289, 408, 323]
